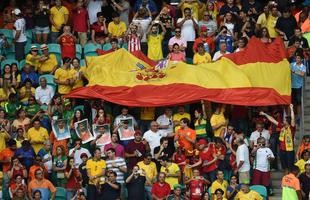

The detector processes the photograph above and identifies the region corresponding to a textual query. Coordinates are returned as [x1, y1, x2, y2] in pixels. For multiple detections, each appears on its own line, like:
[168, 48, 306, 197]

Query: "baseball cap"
[197, 139, 207, 146]
[12, 8, 21, 15]
[134, 130, 142, 135]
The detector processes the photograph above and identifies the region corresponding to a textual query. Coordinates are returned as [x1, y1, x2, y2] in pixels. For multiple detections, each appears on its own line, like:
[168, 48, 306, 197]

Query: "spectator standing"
[108, 12, 127, 43]
[178, 0, 203, 20]
[65, 157, 81, 200]
[126, 165, 151, 200]
[256, 5, 269, 32]
[28, 169, 56, 200]
[69, 139, 91, 167]
[219, 0, 239, 18]
[215, 26, 234, 53]
[176, 7, 198, 59]
[34, 0, 50, 44]
[251, 137, 274, 194]
[105, 148, 127, 184]
[112, 0, 130, 27]
[146, 22, 166, 61]
[159, 156, 181, 189]
[57, 25, 77, 59]
[91, 12, 108, 45]
[132, 7, 152, 54]
[151, 172, 171, 200]
[266, 5, 279, 39]
[168, 27, 187, 55]
[174, 118, 196, 157]
[275, 8, 297, 42]
[193, 26, 215, 54]
[167, 43, 186, 62]
[288, 28, 309, 49]
[54, 57, 73, 95]
[157, 107, 174, 133]
[133, 0, 158, 17]
[26, 119, 49, 154]
[100, 171, 121, 200]
[186, 169, 209, 200]
[37, 141, 53, 176]
[290, 54, 306, 115]
[104, 133, 125, 158]
[125, 23, 143, 53]
[137, 153, 158, 199]
[282, 165, 302, 200]
[198, 11, 217, 37]
[52, 145, 67, 187]
[12, 9, 27, 61]
[210, 104, 227, 138]
[72, 0, 90, 47]
[125, 130, 148, 170]
[193, 43, 212, 65]
[299, 163, 310, 200]
[49, 0, 69, 43]
[173, 105, 191, 131]
[249, 122, 270, 149]
[167, 184, 187, 200]
[235, 136, 250, 184]
[86, 148, 106, 200]
[210, 170, 228, 198]
[261, 104, 296, 174]
[86, 0, 102, 25]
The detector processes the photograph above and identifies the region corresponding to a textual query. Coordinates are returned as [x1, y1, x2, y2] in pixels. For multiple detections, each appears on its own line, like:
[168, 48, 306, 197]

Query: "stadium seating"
[76, 44, 82, 59]
[0, 29, 14, 43]
[48, 43, 62, 65]
[19, 59, 26, 70]
[80, 59, 86, 67]
[55, 187, 67, 200]
[250, 185, 268, 200]
[1, 58, 19, 71]
[102, 43, 112, 51]
[84, 43, 101, 57]
[4, 45, 16, 59]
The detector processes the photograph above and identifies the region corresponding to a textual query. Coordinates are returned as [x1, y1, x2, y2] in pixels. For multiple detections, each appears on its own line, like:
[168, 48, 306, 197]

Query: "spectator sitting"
[193, 43, 212, 65]
[151, 172, 171, 200]
[210, 170, 229, 198]
[38, 44, 58, 74]
[57, 25, 77, 59]
[25, 45, 41, 71]
[234, 183, 263, 200]
[298, 163, 310, 200]
[167, 184, 187, 200]
[19, 79, 35, 105]
[296, 135, 310, 160]
[35, 77, 54, 106]
[213, 42, 230, 61]
[104, 133, 125, 158]
[235, 37, 248, 52]
[193, 26, 215, 54]
[215, 26, 234, 53]
[91, 12, 108, 45]
[159, 156, 181, 189]
[20, 64, 39, 87]
[167, 43, 186, 63]
[108, 12, 127, 44]
[54, 57, 73, 95]
[295, 150, 309, 173]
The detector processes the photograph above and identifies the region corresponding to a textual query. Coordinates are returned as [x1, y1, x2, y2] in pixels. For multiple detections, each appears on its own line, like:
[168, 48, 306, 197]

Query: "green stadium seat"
[19, 59, 26, 70]
[0, 29, 14, 42]
[1, 59, 19, 71]
[48, 43, 62, 65]
[39, 74, 57, 92]
[76, 44, 82, 59]
[4, 45, 15, 59]
[84, 43, 101, 57]
[250, 185, 268, 200]
[80, 59, 86, 67]
[102, 43, 112, 51]
[55, 187, 66, 200]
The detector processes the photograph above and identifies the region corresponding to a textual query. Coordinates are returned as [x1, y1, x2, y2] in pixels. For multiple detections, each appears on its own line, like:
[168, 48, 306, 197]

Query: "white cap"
[12, 8, 21, 15]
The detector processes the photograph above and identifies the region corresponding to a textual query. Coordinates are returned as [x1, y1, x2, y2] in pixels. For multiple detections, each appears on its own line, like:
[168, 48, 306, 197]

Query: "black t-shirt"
[126, 175, 146, 200]
[101, 182, 121, 200]
[299, 173, 310, 200]
[34, 9, 50, 27]
[153, 146, 174, 171]
[275, 16, 297, 40]
[219, 4, 239, 16]
[101, 4, 115, 23]
[79, 163, 89, 187]
[288, 36, 309, 49]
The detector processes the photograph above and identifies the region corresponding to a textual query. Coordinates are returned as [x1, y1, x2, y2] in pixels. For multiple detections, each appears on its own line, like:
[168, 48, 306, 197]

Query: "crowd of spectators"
[0, 0, 309, 199]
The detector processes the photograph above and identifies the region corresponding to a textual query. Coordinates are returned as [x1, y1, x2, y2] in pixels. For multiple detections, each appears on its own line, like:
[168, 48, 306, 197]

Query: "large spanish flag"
[66, 37, 291, 106]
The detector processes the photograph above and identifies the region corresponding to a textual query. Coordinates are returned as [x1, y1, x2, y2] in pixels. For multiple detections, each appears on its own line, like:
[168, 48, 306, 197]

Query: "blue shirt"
[133, 0, 158, 13]
[21, 71, 39, 86]
[14, 147, 35, 169]
[291, 62, 306, 89]
[216, 35, 234, 53]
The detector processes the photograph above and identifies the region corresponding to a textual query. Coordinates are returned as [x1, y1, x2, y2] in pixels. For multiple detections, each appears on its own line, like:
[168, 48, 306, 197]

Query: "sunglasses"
[175, 31, 181, 33]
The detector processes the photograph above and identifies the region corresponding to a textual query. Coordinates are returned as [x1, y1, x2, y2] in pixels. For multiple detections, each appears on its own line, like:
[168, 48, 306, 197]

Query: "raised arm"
[259, 111, 279, 126]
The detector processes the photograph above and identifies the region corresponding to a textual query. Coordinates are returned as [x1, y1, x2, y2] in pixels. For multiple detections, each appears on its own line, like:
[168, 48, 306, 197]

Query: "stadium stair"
[304, 77, 310, 133]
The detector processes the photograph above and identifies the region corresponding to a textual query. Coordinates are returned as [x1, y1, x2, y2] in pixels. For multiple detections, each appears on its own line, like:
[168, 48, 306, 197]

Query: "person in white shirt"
[86, 0, 103, 24]
[235, 135, 250, 184]
[35, 77, 55, 106]
[12, 8, 27, 61]
[156, 108, 174, 133]
[176, 7, 198, 58]
[113, 107, 137, 128]
[143, 121, 174, 157]
[69, 139, 91, 166]
[251, 137, 274, 190]
[212, 42, 229, 61]
[250, 122, 270, 149]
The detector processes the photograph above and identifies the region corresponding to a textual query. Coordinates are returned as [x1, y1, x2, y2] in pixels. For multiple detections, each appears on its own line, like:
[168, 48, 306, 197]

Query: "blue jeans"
[145, 186, 152, 200]
[67, 190, 77, 200]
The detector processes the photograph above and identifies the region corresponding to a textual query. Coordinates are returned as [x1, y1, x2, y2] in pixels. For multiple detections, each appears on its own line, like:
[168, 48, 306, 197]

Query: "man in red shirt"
[72, 0, 90, 47]
[151, 172, 171, 200]
[57, 25, 77, 59]
[187, 169, 209, 200]
[193, 26, 215, 54]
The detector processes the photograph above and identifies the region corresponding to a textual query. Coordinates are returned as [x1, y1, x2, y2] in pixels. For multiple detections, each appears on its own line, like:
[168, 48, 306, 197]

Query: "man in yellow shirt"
[193, 43, 212, 65]
[108, 12, 127, 40]
[256, 5, 269, 31]
[38, 44, 58, 74]
[266, 5, 279, 39]
[26, 119, 49, 154]
[210, 104, 227, 137]
[235, 184, 263, 200]
[49, 0, 69, 43]
[0, 127, 11, 152]
[159, 157, 180, 189]
[54, 57, 72, 95]
[137, 153, 157, 199]
[86, 148, 106, 199]
[173, 106, 191, 131]
[178, 0, 203, 20]
[210, 170, 228, 198]
[69, 58, 86, 90]
[147, 21, 166, 61]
